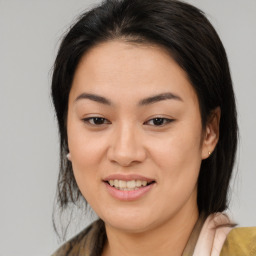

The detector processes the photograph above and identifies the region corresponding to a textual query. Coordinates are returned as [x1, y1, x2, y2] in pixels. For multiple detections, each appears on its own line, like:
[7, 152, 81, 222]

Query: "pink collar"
[193, 213, 233, 256]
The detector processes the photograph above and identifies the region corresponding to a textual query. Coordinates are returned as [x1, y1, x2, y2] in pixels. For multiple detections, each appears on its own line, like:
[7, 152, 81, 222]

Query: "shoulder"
[51, 220, 103, 256]
[220, 227, 256, 256]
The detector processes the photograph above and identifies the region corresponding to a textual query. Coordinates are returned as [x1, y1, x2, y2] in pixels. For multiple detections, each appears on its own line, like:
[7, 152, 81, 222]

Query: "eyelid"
[144, 117, 175, 126]
[82, 116, 111, 126]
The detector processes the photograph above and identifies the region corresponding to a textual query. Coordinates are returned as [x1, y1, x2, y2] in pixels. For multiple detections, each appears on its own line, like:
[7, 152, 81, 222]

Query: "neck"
[102, 207, 199, 256]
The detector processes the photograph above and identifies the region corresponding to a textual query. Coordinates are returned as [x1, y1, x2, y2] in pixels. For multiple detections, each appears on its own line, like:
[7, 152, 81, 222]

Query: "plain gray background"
[0, 0, 255, 255]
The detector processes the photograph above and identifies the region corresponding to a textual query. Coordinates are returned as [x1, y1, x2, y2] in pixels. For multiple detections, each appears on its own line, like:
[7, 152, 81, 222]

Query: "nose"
[107, 123, 147, 167]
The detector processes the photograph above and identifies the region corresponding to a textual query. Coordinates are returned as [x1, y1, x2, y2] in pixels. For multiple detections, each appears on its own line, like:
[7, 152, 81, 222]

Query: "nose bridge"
[108, 121, 146, 166]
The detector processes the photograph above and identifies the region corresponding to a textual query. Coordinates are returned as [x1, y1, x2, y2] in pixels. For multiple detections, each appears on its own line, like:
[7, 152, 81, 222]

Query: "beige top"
[52, 214, 256, 256]
[52, 214, 205, 256]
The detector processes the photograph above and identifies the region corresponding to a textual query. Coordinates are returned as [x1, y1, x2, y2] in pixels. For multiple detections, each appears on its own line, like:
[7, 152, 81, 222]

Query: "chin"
[100, 208, 161, 234]
[106, 218, 154, 234]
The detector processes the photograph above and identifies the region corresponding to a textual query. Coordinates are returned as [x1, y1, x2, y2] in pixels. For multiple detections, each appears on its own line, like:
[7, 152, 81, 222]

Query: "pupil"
[153, 118, 164, 125]
[94, 117, 104, 124]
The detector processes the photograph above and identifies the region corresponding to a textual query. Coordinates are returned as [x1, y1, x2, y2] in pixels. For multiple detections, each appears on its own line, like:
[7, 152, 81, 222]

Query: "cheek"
[67, 120, 107, 196]
[149, 125, 202, 170]
[70, 138, 102, 168]
[148, 121, 203, 197]
[69, 137, 104, 207]
[67, 117, 106, 166]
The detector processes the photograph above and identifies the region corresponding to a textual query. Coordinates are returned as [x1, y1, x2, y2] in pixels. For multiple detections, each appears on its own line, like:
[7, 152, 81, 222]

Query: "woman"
[51, 0, 255, 255]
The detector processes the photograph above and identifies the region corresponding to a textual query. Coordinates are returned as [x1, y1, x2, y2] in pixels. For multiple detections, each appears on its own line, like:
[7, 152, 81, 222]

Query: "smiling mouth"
[105, 180, 156, 191]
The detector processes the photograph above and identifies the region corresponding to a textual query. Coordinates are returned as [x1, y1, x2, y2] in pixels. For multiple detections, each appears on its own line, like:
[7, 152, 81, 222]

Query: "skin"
[67, 40, 220, 256]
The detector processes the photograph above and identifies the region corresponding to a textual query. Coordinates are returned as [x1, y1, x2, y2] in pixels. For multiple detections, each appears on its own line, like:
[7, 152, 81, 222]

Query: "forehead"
[70, 40, 198, 106]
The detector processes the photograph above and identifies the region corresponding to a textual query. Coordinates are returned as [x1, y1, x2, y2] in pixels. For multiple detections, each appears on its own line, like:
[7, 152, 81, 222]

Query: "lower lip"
[104, 182, 155, 201]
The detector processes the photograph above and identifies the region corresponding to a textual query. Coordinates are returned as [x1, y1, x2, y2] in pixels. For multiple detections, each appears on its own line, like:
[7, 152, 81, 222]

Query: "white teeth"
[119, 180, 126, 188]
[114, 180, 119, 187]
[108, 179, 151, 190]
[136, 180, 142, 187]
[142, 180, 147, 186]
[127, 180, 136, 189]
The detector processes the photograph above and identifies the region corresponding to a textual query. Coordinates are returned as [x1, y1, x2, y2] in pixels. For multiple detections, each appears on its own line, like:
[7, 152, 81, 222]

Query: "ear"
[201, 107, 221, 159]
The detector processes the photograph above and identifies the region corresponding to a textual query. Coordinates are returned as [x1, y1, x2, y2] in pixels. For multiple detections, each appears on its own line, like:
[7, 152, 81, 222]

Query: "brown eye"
[83, 117, 110, 125]
[145, 117, 174, 126]
[152, 118, 165, 126]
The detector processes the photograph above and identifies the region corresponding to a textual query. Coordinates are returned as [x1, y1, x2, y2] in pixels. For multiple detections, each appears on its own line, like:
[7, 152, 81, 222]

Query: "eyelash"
[144, 117, 174, 126]
[82, 117, 110, 126]
[82, 117, 174, 127]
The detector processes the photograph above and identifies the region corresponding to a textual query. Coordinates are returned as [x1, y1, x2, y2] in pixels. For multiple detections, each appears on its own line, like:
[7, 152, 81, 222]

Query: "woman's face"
[67, 40, 214, 233]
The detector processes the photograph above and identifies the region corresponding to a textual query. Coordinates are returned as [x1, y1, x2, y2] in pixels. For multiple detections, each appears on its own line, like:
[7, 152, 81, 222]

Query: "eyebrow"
[138, 92, 183, 106]
[75, 93, 111, 105]
[74, 92, 182, 106]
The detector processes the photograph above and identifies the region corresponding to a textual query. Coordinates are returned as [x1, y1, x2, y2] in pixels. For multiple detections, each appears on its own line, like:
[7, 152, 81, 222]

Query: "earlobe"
[66, 153, 72, 161]
[201, 107, 221, 159]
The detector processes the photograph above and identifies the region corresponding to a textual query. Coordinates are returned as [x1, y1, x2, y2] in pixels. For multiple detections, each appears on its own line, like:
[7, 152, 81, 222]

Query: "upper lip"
[103, 174, 155, 182]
